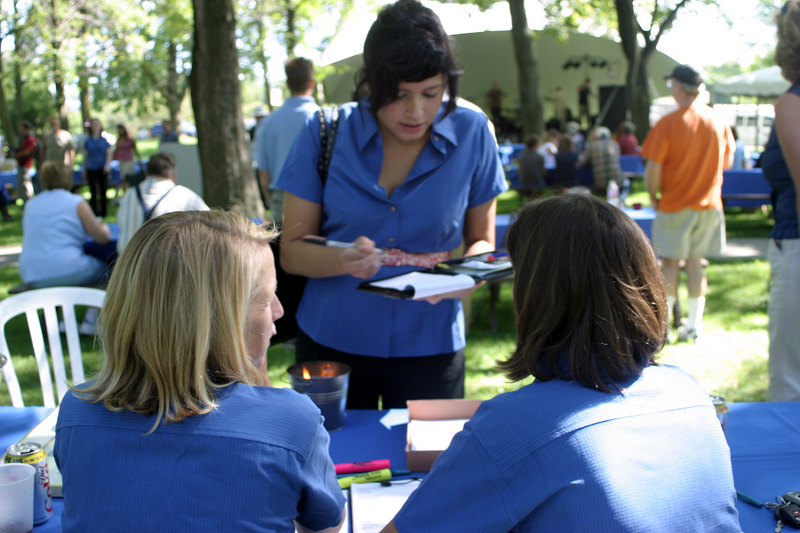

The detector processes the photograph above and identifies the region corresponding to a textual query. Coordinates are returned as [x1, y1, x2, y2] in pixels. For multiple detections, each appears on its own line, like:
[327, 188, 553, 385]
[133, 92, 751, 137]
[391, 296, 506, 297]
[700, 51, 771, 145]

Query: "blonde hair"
[40, 161, 73, 190]
[776, 1, 800, 83]
[79, 210, 278, 433]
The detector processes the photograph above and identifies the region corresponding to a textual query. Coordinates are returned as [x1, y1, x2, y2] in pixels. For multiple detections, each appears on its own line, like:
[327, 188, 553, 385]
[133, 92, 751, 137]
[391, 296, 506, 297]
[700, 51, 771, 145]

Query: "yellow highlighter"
[338, 468, 392, 489]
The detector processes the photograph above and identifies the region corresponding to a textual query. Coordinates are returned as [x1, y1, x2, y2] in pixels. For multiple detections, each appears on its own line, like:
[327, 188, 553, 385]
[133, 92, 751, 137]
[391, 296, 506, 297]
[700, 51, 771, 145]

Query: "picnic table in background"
[722, 168, 772, 208]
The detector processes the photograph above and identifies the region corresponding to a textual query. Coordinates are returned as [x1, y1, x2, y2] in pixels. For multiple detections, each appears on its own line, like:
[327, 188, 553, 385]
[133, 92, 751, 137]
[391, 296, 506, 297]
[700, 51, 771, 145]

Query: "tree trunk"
[52, 43, 69, 130]
[256, 18, 272, 109]
[0, 45, 17, 145]
[167, 40, 181, 129]
[191, 0, 264, 217]
[14, 68, 24, 129]
[630, 50, 653, 143]
[285, 3, 297, 57]
[12, 0, 25, 134]
[508, 0, 543, 137]
[616, 0, 649, 141]
[78, 47, 92, 124]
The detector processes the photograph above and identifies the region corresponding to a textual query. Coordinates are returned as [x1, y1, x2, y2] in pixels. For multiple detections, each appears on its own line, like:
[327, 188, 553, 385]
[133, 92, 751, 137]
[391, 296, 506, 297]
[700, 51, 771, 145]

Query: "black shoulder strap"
[135, 183, 176, 221]
[316, 106, 340, 185]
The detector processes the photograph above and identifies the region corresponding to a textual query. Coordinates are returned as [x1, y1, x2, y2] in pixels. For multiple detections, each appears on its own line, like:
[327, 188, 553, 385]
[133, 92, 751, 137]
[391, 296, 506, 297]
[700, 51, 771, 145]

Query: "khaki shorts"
[653, 208, 725, 259]
[119, 160, 136, 177]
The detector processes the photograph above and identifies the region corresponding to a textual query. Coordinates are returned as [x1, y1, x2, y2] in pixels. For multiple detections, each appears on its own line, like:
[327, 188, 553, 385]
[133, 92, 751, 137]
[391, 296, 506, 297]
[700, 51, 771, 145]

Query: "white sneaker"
[78, 321, 97, 336]
[676, 318, 699, 342]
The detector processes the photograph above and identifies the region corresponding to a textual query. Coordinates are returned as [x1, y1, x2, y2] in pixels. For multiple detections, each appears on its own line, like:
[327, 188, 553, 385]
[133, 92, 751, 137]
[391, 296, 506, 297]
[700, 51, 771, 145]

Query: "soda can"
[710, 395, 729, 433]
[4, 442, 53, 524]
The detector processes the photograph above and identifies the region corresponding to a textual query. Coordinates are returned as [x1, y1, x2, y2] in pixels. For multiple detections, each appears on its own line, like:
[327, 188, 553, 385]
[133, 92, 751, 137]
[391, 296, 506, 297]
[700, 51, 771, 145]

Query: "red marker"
[335, 459, 391, 475]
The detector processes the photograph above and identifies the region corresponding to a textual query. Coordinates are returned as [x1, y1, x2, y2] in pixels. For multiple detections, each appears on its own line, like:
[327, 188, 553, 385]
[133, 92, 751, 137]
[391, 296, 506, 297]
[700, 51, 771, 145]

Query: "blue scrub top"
[83, 136, 111, 171]
[55, 383, 345, 533]
[278, 100, 507, 358]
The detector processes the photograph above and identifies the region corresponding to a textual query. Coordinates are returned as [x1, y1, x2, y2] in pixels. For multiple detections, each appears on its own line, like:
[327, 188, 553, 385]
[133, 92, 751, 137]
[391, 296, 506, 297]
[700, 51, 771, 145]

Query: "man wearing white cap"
[641, 65, 735, 342]
[249, 105, 269, 141]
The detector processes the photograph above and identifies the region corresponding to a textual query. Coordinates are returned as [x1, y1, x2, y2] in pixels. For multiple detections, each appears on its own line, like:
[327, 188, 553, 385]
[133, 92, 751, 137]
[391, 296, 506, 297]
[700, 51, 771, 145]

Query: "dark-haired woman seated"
[382, 194, 740, 533]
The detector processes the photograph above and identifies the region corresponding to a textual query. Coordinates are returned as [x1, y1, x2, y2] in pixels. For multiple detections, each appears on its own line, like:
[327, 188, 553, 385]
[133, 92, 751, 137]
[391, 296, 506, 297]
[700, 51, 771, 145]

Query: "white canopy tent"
[320, 0, 680, 118]
[711, 65, 790, 99]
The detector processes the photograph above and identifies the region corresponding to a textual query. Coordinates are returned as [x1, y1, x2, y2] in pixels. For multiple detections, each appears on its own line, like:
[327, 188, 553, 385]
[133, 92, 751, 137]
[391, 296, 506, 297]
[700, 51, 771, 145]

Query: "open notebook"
[358, 252, 512, 300]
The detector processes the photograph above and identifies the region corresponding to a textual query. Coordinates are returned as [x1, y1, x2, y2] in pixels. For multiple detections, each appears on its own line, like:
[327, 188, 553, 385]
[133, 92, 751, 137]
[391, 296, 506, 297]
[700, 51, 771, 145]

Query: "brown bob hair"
[499, 194, 668, 392]
[40, 161, 74, 191]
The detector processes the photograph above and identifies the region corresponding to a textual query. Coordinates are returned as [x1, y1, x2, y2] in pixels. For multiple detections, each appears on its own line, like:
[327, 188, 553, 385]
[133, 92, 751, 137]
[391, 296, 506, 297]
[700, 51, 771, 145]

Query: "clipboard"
[357, 251, 513, 300]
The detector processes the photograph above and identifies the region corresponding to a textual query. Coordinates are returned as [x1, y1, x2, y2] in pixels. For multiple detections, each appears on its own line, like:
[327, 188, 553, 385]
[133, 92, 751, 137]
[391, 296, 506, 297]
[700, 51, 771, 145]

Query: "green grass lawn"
[0, 185, 775, 406]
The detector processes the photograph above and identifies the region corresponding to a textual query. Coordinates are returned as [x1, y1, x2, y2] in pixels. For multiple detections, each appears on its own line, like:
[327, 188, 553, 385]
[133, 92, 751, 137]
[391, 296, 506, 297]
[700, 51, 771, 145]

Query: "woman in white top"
[20, 161, 110, 288]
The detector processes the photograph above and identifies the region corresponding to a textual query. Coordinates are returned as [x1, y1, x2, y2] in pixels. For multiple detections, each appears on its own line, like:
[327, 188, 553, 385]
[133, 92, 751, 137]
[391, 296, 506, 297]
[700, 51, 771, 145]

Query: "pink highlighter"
[335, 459, 391, 475]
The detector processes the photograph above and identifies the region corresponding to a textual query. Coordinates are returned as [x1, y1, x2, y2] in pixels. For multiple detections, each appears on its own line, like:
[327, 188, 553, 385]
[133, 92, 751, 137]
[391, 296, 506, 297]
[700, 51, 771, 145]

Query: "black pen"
[303, 236, 385, 254]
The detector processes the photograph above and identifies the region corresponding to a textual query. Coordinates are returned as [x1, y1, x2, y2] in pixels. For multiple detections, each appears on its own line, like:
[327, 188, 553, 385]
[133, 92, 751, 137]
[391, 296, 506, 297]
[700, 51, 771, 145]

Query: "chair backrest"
[0, 287, 106, 407]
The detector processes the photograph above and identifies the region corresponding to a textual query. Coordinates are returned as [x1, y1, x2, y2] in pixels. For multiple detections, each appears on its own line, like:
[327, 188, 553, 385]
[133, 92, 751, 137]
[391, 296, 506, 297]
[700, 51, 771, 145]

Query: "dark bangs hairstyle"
[356, 0, 461, 117]
[499, 194, 668, 392]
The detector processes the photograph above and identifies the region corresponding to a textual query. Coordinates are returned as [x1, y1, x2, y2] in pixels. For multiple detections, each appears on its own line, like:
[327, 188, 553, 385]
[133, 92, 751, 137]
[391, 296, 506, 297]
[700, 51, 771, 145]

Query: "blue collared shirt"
[253, 96, 320, 191]
[394, 365, 741, 532]
[55, 383, 345, 532]
[277, 100, 507, 357]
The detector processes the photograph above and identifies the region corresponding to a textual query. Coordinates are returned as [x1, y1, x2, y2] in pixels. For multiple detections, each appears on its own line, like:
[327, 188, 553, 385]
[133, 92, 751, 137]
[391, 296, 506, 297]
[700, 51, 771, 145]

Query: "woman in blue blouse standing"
[82, 118, 113, 218]
[278, 0, 506, 409]
[762, 1, 800, 401]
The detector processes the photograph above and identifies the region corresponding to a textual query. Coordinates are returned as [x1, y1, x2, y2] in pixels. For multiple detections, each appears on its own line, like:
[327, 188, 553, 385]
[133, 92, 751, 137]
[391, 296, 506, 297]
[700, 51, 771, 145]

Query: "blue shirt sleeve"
[296, 420, 346, 531]
[394, 422, 519, 532]
[468, 116, 507, 209]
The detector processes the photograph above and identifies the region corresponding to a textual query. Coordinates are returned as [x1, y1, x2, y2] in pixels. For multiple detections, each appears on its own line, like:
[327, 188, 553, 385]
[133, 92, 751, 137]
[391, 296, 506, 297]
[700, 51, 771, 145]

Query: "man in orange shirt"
[641, 65, 734, 342]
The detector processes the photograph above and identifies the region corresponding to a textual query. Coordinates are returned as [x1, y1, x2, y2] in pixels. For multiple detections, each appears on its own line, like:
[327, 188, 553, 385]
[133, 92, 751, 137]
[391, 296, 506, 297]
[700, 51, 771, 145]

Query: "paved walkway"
[0, 239, 771, 270]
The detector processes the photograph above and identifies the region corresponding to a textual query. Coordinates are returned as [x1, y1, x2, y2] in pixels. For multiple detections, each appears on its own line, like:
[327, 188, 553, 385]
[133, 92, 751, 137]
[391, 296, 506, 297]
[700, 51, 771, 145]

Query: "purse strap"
[135, 183, 176, 222]
[316, 106, 340, 185]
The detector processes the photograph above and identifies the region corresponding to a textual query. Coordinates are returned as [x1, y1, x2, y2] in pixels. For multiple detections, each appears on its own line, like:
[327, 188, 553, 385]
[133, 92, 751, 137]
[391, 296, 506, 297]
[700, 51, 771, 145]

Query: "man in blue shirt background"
[253, 57, 320, 223]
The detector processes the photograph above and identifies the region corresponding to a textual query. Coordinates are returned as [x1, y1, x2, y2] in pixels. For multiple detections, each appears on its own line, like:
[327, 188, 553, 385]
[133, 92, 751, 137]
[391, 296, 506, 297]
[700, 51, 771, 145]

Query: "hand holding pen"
[303, 235, 382, 280]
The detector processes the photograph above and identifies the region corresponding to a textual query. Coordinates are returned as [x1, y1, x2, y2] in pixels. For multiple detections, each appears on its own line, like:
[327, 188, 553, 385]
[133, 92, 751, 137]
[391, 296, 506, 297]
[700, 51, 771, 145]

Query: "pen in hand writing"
[303, 236, 385, 255]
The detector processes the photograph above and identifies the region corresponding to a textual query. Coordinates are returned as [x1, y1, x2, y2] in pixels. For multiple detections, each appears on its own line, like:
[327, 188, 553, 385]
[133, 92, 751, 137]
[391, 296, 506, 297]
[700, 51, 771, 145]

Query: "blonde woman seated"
[54, 211, 346, 533]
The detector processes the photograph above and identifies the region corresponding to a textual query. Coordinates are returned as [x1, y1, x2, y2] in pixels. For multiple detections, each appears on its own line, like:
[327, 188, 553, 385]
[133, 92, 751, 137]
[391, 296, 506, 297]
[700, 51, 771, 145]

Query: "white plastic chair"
[0, 287, 106, 407]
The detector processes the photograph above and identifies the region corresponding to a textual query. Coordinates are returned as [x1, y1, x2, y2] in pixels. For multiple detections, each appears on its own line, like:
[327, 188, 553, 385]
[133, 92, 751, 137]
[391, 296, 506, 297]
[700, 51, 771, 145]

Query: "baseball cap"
[253, 105, 269, 117]
[665, 65, 702, 86]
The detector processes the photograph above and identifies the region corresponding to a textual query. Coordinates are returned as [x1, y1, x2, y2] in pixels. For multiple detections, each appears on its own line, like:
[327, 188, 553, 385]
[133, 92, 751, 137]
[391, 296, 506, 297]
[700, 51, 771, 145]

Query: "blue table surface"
[2, 402, 797, 532]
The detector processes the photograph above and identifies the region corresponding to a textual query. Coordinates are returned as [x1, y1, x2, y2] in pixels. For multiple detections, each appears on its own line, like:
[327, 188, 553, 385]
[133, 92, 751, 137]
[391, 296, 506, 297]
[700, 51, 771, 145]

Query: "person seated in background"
[159, 120, 180, 145]
[536, 129, 559, 175]
[580, 126, 624, 196]
[381, 194, 740, 533]
[116, 152, 208, 253]
[19, 161, 111, 333]
[54, 211, 346, 533]
[616, 121, 639, 155]
[516, 133, 546, 203]
[730, 126, 751, 170]
[552, 135, 579, 187]
[566, 120, 585, 152]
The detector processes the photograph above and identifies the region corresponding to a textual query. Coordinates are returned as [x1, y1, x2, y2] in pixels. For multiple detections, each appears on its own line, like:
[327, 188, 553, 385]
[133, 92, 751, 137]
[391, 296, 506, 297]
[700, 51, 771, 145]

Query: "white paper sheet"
[350, 481, 421, 533]
[407, 419, 469, 451]
[369, 272, 475, 299]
